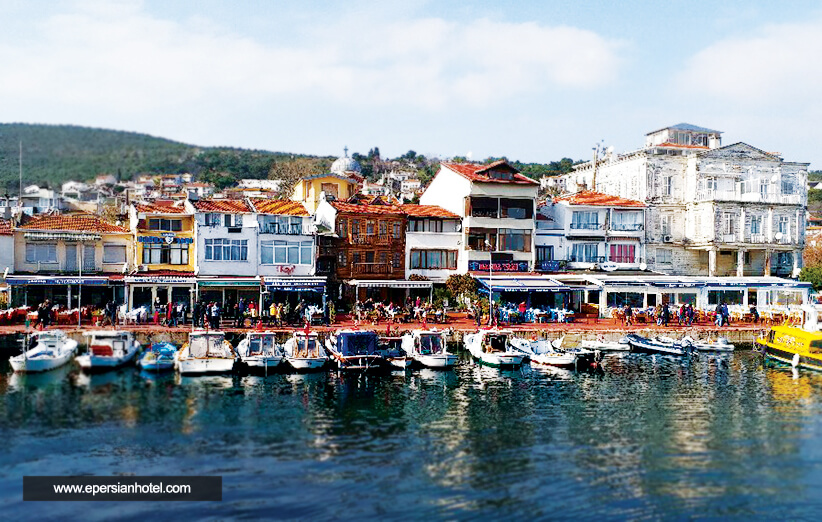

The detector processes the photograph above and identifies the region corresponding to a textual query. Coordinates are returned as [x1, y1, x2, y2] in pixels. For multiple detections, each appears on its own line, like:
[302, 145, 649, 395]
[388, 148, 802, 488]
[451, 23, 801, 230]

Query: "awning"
[264, 277, 326, 292]
[476, 276, 572, 293]
[125, 276, 197, 284]
[6, 275, 110, 286]
[348, 279, 433, 289]
[24, 231, 101, 241]
[198, 278, 261, 288]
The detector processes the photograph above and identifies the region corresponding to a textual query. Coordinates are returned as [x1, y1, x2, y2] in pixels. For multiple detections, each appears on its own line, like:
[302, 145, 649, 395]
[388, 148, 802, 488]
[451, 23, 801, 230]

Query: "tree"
[800, 266, 822, 291]
[268, 157, 326, 200]
[804, 240, 822, 268]
[446, 274, 478, 307]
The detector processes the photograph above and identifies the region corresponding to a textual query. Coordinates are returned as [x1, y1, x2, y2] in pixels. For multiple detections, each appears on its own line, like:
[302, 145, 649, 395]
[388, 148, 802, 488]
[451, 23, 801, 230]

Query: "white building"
[420, 160, 538, 275]
[192, 199, 257, 278]
[535, 191, 646, 272]
[20, 185, 64, 215]
[402, 204, 461, 283]
[563, 123, 809, 277]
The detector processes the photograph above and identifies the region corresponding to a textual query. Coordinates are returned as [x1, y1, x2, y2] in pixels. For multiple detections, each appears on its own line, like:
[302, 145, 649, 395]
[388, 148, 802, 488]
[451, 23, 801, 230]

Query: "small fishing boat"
[681, 336, 735, 352]
[463, 329, 525, 368]
[510, 337, 599, 370]
[236, 331, 283, 372]
[282, 330, 328, 371]
[624, 333, 694, 356]
[138, 342, 178, 372]
[325, 330, 390, 371]
[177, 331, 236, 375]
[76, 331, 140, 372]
[401, 329, 457, 369]
[9, 330, 78, 373]
[378, 336, 412, 370]
[578, 336, 631, 352]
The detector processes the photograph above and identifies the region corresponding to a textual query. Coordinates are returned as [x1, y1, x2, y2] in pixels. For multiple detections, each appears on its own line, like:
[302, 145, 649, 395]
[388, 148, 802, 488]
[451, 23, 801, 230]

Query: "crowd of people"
[619, 301, 760, 327]
[353, 296, 446, 325]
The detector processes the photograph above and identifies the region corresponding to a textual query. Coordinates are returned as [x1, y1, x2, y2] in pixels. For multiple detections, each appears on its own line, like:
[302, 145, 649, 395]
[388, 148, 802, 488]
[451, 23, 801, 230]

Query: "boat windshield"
[485, 334, 508, 353]
[340, 333, 378, 356]
[249, 335, 275, 355]
[295, 337, 319, 357]
[419, 335, 443, 355]
[378, 338, 403, 357]
[190, 335, 225, 357]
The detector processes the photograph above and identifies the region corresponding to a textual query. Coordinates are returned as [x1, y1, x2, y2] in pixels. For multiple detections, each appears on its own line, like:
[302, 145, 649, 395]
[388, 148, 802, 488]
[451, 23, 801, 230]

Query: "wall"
[195, 212, 258, 276]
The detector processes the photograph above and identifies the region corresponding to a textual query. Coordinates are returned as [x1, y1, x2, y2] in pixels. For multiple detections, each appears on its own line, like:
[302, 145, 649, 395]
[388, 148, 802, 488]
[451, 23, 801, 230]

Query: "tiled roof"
[554, 191, 645, 208]
[192, 199, 253, 213]
[400, 204, 460, 218]
[134, 201, 189, 214]
[656, 142, 710, 150]
[249, 198, 309, 216]
[441, 161, 538, 185]
[20, 213, 129, 233]
[0, 218, 12, 236]
[330, 201, 404, 216]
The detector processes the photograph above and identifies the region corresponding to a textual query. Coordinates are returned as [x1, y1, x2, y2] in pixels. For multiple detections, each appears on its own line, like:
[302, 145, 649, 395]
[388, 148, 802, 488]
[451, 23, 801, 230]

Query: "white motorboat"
[680, 335, 735, 352]
[401, 329, 457, 369]
[176, 331, 236, 375]
[325, 330, 390, 371]
[378, 336, 412, 370]
[282, 331, 328, 371]
[578, 337, 631, 352]
[510, 338, 598, 369]
[236, 331, 283, 371]
[463, 329, 525, 368]
[76, 331, 140, 372]
[624, 333, 694, 356]
[9, 330, 78, 373]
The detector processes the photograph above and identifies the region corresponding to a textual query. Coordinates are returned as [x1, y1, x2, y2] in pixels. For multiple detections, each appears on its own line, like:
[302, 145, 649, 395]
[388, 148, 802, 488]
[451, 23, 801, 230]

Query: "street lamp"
[485, 239, 493, 326]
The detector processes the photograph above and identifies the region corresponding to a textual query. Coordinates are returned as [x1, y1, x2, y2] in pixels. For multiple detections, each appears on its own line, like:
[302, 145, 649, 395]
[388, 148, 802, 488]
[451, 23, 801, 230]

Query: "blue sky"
[2, 0, 822, 167]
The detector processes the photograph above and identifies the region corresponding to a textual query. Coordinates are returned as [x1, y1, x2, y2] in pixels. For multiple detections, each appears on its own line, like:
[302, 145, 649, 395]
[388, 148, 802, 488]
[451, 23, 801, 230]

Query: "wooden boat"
[138, 342, 178, 372]
[176, 331, 236, 375]
[236, 331, 283, 371]
[624, 333, 694, 356]
[463, 329, 524, 368]
[282, 330, 328, 371]
[76, 331, 140, 372]
[378, 336, 412, 370]
[401, 329, 457, 369]
[325, 330, 390, 372]
[9, 330, 78, 373]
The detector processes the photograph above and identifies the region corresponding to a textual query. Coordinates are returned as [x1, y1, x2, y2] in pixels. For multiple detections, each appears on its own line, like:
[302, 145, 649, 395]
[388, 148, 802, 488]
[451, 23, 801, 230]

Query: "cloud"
[0, 0, 625, 117]
[676, 18, 822, 104]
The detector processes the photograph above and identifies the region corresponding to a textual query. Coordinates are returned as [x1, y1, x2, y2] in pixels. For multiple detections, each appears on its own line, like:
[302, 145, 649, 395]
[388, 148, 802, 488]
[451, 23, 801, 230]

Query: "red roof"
[330, 201, 404, 216]
[554, 191, 645, 208]
[20, 213, 129, 233]
[249, 199, 309, 216]
[400, 204, 460, 219]
[135, 201, 189, 214]
[192, 199, 253, 213]
[0, 218, 12, 236]
[442, 160, 538, 185]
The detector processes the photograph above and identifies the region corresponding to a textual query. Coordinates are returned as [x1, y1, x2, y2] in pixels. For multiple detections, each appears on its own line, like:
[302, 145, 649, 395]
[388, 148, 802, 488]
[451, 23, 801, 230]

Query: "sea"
[3, 349, 822, 520]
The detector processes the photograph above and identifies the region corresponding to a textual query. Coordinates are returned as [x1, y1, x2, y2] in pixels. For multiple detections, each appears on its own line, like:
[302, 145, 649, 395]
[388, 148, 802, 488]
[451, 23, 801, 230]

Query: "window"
[660, 215, 672, 236]
[393, 252, 402, 269]
[204, 213, 221, 226]
[722, 213, 736, 236]
[366, 220, 375, 236]
[664, 175, 674, 196]
[338, 251, 347, 267]
[708, 290, 743, 305]
[321, 183, 339, 199]
[147, 218, 183, 232]
[536, 246, 554, 262]
[571, 243, 598, 262]
[352, 252, 361, 264]
[611, 211, 642, 231]
[103, 244, 126, 264]
[778, 216, 790, 235]
[379, 251, 387, 264]
[759, 180, 769, 198]
[379, 221, 388, 236]
[498, 229, 531, 252]
[467, 228, 496, 250]
[365, 251, 375, 263]
[609, 244, 636, 263]
[204, 239, 248, 261]
[470, 197, 498, 218]
[338, 219, 348, 238]
[224, 214, 241, 227]
[25, 243, 57, 263]
[750, 215, 762, 234]
[351, 220, 360, 236]
[782, 177, 795, 195]
[657, 248, 672, 264]
[409, 219, 443, 232]
[571, 211, 599, 230]
[500, 199, 533, 219]
[142, 243, 189, 265]
[260, 240, 312, 265]
[393, 222, 402, 238]
[410, 249, 457, 269]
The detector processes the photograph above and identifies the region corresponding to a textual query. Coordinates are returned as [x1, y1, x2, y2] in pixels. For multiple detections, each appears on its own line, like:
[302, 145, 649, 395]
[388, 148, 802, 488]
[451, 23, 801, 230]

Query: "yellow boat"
[757, 307, 822, 371]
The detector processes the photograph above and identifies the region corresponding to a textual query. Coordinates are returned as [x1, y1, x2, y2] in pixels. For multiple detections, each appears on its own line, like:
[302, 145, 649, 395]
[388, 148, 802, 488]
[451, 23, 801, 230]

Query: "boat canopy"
[419, 333, 444, 355]
[248, 334, 275, 355]
[337, 331, 379, 356]
[189, 333, 225, 357]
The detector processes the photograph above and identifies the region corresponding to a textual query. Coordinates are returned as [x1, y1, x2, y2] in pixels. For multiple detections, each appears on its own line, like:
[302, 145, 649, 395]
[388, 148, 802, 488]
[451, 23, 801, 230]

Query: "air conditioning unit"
[137, 265, 147, 272]
[663, 235, 673, 243]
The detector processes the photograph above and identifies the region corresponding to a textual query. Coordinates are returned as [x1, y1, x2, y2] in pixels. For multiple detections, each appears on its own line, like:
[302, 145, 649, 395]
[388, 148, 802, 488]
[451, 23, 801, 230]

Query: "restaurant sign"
[468, 261, 529, 273]
[6, 277, 109, 286]
[138, 236, 194, 244]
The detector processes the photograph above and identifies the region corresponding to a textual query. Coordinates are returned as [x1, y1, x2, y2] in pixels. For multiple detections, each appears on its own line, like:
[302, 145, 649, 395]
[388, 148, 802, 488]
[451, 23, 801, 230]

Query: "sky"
[1, 0, 822, 167]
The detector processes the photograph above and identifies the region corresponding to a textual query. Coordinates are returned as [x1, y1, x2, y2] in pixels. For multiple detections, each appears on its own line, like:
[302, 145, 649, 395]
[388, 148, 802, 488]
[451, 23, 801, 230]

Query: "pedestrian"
[750, 304, 759, 323]
[715, 302, 723, 327]
[624, 304, 633, 326]
[721, 302, 730, 327]
[662, 303, 670, 327]
[236, 298, 246, 328]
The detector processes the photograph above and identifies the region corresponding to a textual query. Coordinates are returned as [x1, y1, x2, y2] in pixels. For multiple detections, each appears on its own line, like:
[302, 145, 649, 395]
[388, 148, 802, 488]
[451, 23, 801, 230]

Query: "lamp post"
[485, 239, 493, 326]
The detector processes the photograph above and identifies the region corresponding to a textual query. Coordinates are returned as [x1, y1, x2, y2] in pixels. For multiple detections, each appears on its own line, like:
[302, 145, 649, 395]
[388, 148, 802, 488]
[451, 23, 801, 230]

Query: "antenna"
[18, 140, 22, 205]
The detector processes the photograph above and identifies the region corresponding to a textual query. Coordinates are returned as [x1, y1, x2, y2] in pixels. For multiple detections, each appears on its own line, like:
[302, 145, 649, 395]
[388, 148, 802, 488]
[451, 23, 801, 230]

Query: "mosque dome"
[330, 147, 362, 175]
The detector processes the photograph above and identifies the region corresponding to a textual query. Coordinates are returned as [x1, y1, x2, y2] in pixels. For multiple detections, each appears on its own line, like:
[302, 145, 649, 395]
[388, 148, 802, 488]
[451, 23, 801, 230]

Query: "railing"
[569, 223, 602, 230]
[32, 261, 102, 273]
[260, 224, 310, 235]
[776, 235, 793, 244]
[568, 255, 606, 263]
[748, 233, 766, 243]
[610, 224, 643, 232]
[720, 234, 739, 243]
[350, 234, 395, 246]
[352, 262, 393, 275]
[470, 209, 499, 219]
[697, 190, 803, 205]
[608, 256, 636, 264]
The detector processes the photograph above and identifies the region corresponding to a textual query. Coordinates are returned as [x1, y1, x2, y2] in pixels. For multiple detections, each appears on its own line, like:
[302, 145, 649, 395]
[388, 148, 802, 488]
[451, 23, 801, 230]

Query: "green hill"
[0, 123, 319, 193]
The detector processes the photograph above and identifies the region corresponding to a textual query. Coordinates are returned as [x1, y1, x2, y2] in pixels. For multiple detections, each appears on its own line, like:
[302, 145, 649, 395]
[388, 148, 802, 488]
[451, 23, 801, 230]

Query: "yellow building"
[292, 148, 363, 213]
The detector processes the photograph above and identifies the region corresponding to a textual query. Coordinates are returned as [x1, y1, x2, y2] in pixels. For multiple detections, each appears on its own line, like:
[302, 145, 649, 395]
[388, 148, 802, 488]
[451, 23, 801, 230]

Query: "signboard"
[138, 236, 194, 244]
[125, 276, 196, 284]
[600, 262, 619, 272]
[468, 261, 529, 273]
[7, 277, 109, 286]
[536, 260, 562, 272]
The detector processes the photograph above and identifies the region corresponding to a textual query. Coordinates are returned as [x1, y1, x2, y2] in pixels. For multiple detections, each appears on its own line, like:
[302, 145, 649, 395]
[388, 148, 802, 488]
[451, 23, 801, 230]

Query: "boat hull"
[625, 335, 688, 356]
[529, 353, 577, 368]
[10, 351, 74, 373]
[178, 357, 236, 375]
[242, 356, 283, 369]
[474, 352, 524, 368]
[334, 355, 390, 372]
[388, 357, 412, 370]
[76, 350, 138, 373]
[140, 360, 176, 372]
[286, 357, 327, 371]
[414, 354, 458, 369]
[761, 343, 822, 371]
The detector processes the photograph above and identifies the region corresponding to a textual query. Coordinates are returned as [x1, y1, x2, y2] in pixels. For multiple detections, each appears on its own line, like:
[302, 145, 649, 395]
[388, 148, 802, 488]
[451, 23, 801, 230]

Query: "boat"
[681, 335, 735, 352]
[138, 342, 178, 372]
[325, 330, 390, 371]
[578, 336, 631, 352]
[236, 331, 283, 372]
[510, 337, 599, 370]
[176, 331, 236, 375]
[282, 330, 328, 371]
[378, 336, 412, 370]
[463, 329, 525, 368]
[624, 333, 694, 356]
[76, 331, 140, 372]
[757, 306, 822, 371]
[9, 330, 78, 373]
[401, 329, 458, 369]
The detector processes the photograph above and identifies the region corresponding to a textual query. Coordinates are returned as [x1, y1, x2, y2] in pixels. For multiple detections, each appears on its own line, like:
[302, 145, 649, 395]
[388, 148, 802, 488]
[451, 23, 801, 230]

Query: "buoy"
[792, 352, 800, 368]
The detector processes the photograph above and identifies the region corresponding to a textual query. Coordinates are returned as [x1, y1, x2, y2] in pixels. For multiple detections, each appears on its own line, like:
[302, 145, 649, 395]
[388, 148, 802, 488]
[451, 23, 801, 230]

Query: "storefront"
[6, 275, 119, 309]
[476, 275, 579, 311]
[197, 277, 264, 310]
[262, 277, 327, 306]
[126, 274, 196, 312]
[347, 279, 433, 304]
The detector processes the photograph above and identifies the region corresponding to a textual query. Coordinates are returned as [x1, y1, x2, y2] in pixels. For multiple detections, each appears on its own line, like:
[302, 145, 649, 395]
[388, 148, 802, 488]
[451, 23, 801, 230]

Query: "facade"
[193, 199, 257, 277]
[536, 191, 646, 272]
[564, 124, 809, 277]
[419, 160, 539, 275]
[292, 149, 363, 213]
[402, 204, 461, 282]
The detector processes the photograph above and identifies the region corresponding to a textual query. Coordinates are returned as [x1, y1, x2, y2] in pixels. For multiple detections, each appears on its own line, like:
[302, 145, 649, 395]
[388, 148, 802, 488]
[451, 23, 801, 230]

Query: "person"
[329, 301, 336, 325]
[105, 300, 117, 327]
[518, 301, 527, 324]
[33, 300, 46, 329]
[167, 299, 177, 327]
[662, 303, 670, 327]
[154, 296, 161, 325]
[715, 302, 723, 327]
[686, 303, 695, 326]
[493, 301, 500, 327]
[210, 302, 221, 330]
[623, 304, 633, 326]
[750, 304, 759, 323]
[41, 300, 51, 329]
[192, 300, 201, 328]
[721, 302, 730, 327]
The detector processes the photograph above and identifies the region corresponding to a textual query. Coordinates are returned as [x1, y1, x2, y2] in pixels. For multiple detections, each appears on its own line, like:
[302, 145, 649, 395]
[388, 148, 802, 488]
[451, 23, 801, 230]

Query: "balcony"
[696, 190, 803, 205]
[775, 234, 793, 244]
[570, 223, 601, 230]
[608, 256, 637, 264]
[260, 224, 311, 235]
[350, 234, 395, 246]
[747, 233, 766, 244]
[610, 223, 643, 232]
[352, 262, 394, 275]
[568, 255, 606, 263]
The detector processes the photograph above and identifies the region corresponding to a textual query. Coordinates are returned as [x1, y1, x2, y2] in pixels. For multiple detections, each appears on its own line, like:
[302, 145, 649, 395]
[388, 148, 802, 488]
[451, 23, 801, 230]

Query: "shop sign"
[468, 261, 529, 272]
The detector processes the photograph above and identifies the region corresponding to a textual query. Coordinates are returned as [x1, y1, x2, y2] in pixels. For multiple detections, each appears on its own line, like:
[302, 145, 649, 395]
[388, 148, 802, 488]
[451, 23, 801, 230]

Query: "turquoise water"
[2, 351, 822, 519]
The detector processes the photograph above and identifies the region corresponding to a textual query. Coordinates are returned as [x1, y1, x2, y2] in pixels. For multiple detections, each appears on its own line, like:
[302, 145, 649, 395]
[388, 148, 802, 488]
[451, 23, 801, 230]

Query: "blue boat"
[325, 330, 390, 372]
[138, 342, 178, 372]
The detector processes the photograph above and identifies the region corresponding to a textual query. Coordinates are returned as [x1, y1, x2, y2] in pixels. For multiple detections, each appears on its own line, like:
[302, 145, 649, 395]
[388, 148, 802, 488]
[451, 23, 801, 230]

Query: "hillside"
[0, 123, 319, 193]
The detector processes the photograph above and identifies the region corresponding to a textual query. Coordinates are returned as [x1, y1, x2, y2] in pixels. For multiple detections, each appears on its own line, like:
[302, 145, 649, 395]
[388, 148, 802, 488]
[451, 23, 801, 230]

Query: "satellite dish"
[639, 262, 647, 271]
[775, 232, 783, 240]
[771, 174, 779, 183]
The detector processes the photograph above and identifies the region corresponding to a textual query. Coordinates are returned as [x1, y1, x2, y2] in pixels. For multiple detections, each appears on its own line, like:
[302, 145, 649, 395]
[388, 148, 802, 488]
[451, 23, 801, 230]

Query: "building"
[127, 200, 196, 311]
[402, 204, 461, 283]
[19, 185, 64, 215]
[419, 160, 539, 275]
[8, 213, 131, 308]
[536, 191, 646, 272]
[564, 123, 809, 277]
[292, 148, 363, 213]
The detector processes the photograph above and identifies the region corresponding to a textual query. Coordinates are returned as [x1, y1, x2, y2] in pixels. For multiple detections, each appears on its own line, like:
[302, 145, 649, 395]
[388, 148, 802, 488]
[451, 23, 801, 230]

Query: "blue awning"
[6, 276, 110, 286]
[477, 276, 572, 293]
[264, 277, 326, 292]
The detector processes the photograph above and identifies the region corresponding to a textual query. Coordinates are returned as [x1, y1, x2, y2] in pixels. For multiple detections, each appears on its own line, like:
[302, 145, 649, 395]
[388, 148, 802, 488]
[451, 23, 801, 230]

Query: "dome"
[330, 147, 361, 175]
